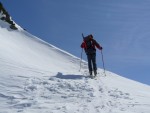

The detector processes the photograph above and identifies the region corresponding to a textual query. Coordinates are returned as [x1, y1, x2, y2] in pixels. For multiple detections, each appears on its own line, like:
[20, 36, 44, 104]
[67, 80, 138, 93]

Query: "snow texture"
[0, 11, 150, 113]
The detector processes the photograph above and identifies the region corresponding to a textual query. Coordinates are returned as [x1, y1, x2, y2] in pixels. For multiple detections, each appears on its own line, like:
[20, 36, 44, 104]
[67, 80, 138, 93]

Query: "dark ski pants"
[87, 53, 97, 72]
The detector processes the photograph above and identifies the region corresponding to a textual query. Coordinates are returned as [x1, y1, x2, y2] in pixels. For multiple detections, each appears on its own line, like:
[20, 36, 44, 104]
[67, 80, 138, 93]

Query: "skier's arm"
[93, 40, 103, 50]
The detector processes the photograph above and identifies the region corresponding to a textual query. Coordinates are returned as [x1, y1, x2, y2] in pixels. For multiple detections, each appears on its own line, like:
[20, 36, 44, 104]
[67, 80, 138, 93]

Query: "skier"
[80, 34, 103, 77]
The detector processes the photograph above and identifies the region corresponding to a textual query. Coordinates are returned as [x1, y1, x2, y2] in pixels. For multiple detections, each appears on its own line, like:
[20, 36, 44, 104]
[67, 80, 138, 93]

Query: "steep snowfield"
[0, 19, 150, 113]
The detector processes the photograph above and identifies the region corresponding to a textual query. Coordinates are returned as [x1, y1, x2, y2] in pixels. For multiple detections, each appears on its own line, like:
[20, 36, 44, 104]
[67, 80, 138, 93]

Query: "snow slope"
[0, 10, 150, 113]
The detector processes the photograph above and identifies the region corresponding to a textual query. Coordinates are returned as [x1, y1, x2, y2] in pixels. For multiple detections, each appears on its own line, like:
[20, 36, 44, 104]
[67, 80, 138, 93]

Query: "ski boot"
[94, 70, 97, 77]
[89, 71, 93, 78]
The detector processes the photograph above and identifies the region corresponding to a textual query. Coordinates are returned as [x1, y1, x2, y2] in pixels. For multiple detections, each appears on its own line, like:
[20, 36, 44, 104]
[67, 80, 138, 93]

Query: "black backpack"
[84, 35, 96, 54]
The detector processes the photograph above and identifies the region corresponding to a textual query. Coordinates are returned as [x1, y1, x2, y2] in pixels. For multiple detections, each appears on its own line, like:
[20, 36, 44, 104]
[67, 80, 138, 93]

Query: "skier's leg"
[87, 54, 92, 75]
[92, 53, 97, 76]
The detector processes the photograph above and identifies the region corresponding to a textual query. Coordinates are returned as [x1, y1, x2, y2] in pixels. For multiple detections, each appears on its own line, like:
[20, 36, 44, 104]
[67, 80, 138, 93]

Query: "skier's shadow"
[55, 72, 85, 80]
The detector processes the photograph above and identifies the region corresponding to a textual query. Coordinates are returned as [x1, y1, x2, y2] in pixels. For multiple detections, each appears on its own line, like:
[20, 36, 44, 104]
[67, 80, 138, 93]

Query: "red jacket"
[81, 39, 102, 50]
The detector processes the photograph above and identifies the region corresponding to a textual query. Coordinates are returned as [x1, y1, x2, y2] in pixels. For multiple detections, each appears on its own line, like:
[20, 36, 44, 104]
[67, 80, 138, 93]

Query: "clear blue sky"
[1, 0, 150, 85]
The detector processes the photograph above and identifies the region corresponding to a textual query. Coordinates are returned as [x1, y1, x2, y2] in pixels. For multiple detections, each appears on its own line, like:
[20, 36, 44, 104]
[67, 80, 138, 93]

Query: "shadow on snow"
[55, 72, 85, 80]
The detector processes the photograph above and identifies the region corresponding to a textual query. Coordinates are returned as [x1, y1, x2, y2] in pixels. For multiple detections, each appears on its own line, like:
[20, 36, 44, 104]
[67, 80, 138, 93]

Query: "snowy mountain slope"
[0, 4, 150, 113]
[0, 2, 18, 30]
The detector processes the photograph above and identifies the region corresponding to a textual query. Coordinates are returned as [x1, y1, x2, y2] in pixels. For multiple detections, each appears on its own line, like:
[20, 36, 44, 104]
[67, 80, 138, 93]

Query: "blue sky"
[1, 0, 150, 85]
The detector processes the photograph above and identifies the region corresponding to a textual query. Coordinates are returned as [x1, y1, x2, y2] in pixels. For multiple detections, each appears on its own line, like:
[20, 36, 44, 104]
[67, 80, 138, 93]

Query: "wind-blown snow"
[0, 17, 150, 113]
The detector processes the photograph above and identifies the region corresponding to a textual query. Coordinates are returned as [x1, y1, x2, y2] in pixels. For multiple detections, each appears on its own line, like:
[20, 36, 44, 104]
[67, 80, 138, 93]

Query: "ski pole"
[101, 50, 106, 76]
[79, 48, 83, 71]
[79, 33, 85, 71]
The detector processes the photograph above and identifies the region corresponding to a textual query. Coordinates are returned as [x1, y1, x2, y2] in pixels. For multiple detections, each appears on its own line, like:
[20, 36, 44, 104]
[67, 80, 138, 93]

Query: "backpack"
[84, 35, 96, 54]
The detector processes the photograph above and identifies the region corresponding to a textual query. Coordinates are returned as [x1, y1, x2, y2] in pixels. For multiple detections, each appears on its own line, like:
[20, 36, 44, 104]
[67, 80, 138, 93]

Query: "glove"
[99, 46, 103, 50]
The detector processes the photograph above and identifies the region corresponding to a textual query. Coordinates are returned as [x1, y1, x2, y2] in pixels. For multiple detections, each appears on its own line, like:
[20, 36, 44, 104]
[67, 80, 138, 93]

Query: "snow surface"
[0, 18, 150, 113]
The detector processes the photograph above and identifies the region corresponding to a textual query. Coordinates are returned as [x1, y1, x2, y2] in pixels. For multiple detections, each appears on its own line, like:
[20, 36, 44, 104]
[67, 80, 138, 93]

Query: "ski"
[82, 70, 99, 79]
[89, 74, 98, 79]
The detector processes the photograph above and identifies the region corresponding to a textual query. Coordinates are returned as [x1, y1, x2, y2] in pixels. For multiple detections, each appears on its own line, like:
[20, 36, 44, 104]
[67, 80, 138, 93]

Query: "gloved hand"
[99, 46, 103, 50]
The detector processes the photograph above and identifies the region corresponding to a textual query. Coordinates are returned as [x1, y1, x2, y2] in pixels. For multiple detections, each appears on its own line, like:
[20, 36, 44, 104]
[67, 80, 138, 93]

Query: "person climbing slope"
[81, 34, 103, 78]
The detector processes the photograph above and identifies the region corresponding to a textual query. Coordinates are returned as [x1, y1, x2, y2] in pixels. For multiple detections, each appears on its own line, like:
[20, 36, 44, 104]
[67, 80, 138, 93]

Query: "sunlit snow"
[0, 12, 150, 113]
